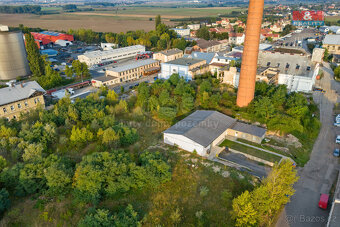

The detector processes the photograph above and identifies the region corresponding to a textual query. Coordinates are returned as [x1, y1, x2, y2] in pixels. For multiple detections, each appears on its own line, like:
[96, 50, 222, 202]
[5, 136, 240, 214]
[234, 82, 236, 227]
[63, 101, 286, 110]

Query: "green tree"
[334, 65, 340, 80]
[25, 33, 45, 77]
[232, 191, 258, 227]
[22, 143, 44, 162]
[196, 27, 210, 40]
[0, 156, 7, 172]
[158, 107, 177, 122]
[113, 204, 141, 227]
[107, 90, 118, 102]
[78, 209, 114, 227]
[253, 97, 276, 122]
[155, 15, 162, 30]
[0, 189, 10, 215]
[65, 65, 73, 78]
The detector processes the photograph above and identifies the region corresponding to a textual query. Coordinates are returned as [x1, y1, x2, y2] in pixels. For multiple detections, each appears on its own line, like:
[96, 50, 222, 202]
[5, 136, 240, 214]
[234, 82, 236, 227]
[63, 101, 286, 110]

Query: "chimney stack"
[236, 0, 264, 107]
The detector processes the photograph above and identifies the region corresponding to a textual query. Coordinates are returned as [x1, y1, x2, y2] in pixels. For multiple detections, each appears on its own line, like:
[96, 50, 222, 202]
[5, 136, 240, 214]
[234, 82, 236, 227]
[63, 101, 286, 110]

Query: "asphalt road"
[276, 63, 340, 227]
[219, 151, 270, 179]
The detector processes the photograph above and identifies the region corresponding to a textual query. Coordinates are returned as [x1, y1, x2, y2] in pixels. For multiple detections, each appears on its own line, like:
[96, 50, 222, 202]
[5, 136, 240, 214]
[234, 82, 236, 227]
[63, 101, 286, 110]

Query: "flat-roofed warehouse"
[78, 45, 145, 67]
[163, 110, 266, 157]
[91, 59, 160, 87]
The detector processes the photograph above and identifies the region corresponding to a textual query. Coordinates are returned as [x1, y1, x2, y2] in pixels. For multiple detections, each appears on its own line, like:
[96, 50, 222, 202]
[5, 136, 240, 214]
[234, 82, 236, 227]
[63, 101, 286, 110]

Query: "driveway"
[276, 63, 340, 227]
[218, 151, 270, 179]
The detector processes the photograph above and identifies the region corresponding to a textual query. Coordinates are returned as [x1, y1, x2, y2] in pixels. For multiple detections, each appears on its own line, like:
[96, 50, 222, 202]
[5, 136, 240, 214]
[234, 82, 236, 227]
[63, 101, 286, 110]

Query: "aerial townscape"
[0, 0, 340, 226]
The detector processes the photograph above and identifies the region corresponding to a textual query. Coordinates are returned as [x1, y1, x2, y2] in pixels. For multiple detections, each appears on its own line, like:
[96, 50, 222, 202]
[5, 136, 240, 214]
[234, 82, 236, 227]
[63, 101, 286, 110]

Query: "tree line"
[67, 15, 193, 51]
[0, 5, 41, 14]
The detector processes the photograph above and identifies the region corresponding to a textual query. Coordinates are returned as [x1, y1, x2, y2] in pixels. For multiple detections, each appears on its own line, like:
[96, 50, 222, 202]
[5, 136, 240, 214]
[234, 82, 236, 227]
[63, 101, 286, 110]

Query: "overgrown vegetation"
[135, 73, 320, 165]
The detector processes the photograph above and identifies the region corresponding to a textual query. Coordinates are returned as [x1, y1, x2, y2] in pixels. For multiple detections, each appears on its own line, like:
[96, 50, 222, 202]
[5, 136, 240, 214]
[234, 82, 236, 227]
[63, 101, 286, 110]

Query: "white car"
[336, 135, 340, 144]
[334, 123, 340, 127]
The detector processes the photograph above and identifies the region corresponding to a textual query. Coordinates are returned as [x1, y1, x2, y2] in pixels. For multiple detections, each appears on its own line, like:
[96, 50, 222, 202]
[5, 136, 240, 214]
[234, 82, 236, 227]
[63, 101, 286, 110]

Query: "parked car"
[336, 135, 340, 144]
[334, 122, 340, 127]
[318, 194, 329, 210]
[333, 149, 340, 157]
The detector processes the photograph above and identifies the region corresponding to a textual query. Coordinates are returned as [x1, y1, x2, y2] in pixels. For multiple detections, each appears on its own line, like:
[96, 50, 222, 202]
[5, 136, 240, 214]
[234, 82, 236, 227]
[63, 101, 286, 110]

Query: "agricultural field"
[0, 6, 244, 33]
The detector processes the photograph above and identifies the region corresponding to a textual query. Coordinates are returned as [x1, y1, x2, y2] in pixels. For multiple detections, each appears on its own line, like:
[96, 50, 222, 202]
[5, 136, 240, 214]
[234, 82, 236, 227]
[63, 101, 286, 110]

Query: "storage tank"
[0, 28, 31, 80]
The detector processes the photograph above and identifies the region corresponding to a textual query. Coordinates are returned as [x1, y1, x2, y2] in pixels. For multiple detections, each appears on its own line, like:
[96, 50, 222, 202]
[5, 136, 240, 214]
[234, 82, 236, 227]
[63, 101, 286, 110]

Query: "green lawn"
[219, 139, 282, 163]
[237, 138, 290, 157]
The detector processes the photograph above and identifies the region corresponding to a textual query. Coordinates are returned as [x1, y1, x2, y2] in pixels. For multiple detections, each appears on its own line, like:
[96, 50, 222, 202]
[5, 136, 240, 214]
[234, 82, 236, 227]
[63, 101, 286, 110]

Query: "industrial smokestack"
[236, 0, 264, 107]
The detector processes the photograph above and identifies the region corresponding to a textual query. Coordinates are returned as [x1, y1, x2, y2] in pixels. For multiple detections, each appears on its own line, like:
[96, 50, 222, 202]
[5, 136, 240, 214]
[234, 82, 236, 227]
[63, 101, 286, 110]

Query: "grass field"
[219, 139, 282, 163]
[0, 6, 245, 33]
[325, 16, 340, 23]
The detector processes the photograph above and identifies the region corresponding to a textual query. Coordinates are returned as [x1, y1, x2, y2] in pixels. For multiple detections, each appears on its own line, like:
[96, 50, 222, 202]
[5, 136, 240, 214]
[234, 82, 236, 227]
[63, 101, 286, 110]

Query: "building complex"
[91, 59, 159, 87]
[78, 45, 145, 67]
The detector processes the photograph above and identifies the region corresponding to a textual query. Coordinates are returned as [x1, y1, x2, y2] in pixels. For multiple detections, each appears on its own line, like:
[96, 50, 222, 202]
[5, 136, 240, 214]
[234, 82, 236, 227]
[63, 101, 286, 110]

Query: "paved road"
[276, 63, 340, 227]
[219, 151, 270, 179]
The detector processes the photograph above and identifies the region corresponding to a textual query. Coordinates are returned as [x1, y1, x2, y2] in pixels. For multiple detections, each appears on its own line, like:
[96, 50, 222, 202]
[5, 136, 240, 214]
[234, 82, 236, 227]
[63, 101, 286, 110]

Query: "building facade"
[228, 33, 245, 45]
[323, 35, 340, 55]
[0, 81, 45, 120]
[171, 28, 191, 37]
[92, 59, 159, 87]
[78, 45, 145, 67]
[153, 48, 183, 63]
[160, 58, 208, 81]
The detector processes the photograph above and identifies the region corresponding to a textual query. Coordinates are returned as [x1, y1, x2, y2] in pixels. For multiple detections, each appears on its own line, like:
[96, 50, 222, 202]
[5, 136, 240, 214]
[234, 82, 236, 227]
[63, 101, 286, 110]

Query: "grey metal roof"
[0, 81, 45, 106]
[183, 52, 216, 64]
[163, 110, 237, 147]
[93, 75, 117, 82]
[165, 58, 205, 66]
[106, 59, 158, 73]
[159, 48, 183, 56]
[323, 35, 340, 45]
[231, 122, 267, 138]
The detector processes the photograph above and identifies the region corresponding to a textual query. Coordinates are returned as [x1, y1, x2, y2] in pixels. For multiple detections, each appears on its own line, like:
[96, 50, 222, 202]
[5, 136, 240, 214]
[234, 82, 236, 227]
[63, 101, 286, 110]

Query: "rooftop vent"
[307, 66, 311, 71]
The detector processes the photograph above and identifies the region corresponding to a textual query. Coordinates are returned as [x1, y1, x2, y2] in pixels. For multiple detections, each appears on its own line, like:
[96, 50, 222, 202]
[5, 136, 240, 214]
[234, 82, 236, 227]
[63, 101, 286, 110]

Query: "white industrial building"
[78, 45, 145, 67]
[171, 28, 191, 37]
[55, 39, 72, 47]
[258, 51, 319, 93]
[188, 24, 201, 31]
[163, 110, 266, 157]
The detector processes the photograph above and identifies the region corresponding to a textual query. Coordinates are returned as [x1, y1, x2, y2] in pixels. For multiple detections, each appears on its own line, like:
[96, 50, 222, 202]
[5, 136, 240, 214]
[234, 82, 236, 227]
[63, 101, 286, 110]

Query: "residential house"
[270, 23, 283, 33]
[228, 33, 245, 45]
[0, 81, 45, 120]
[323, 35, 340, 55]
[153, 48, 183, 63]
[193, 39, 226, 52]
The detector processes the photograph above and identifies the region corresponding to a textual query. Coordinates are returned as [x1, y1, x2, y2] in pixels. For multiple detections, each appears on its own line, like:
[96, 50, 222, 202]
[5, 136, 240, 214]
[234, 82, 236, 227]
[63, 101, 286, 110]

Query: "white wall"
[160, 63, 191, 80]
[164, 133, 210, 157]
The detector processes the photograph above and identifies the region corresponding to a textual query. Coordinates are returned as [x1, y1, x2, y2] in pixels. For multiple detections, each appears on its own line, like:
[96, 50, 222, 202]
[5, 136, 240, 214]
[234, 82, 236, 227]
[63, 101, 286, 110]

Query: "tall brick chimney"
[236, 0, 265, 107]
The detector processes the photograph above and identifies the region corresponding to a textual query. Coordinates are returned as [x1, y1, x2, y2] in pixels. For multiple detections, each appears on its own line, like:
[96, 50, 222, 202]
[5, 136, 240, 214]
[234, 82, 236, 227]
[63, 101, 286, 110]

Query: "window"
[34, 99, 37, 104]
[18, 103, 21, 109]
[10, 106, 14, 111]
[13, 115, 16, 119]
[25, 101, 28, 107]
[3, 108, 6, 113]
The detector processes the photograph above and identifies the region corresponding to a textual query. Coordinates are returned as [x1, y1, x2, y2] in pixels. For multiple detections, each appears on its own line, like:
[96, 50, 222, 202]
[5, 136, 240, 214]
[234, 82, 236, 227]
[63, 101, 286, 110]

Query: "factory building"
[91, 59, 159, 87]
[258, 51, 319, 93]
[0, 25, 31, 80]
[153, 48, 183, 63]
[78, 45, 145, 67]
[31, 31, 74, 47]
[0, 81, 45, 120]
